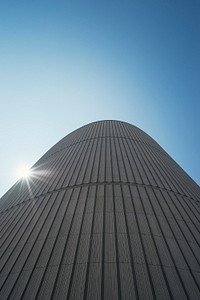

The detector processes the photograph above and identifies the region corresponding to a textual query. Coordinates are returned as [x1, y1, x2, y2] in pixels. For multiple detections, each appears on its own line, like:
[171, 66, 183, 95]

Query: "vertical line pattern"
[0, 120, 200, 300]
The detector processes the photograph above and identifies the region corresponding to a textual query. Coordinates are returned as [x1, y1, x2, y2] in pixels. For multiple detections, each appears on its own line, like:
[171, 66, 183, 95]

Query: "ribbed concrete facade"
[0, 120, 200, 299]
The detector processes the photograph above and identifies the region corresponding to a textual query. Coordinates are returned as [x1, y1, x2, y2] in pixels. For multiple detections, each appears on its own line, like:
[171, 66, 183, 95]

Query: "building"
[0, 120, 200, 299]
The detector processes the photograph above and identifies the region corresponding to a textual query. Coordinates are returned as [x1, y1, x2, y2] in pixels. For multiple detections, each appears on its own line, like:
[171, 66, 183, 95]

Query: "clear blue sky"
[0, 0, 199, 197]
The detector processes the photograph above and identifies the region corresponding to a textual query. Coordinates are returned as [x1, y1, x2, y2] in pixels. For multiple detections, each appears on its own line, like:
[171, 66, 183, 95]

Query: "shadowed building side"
[0, 120, 200, 299]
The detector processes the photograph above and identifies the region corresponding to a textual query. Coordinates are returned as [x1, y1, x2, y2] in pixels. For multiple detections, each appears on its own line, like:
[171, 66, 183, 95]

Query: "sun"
[16, 164, 32, 180]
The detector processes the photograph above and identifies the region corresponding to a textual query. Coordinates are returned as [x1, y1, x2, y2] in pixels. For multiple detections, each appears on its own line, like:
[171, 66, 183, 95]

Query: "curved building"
[0, 120, 200, 299]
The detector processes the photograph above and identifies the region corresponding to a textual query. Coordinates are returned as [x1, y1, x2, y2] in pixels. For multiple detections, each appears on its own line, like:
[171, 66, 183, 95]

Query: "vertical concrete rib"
[0, 120, 200, 300]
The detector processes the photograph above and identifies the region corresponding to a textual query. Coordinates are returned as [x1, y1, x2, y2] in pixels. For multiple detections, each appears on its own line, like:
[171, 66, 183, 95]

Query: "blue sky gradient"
[0, 0, 199, 196]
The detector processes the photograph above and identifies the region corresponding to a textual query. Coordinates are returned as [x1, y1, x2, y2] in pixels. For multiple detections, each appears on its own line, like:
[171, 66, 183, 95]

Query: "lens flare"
[16, 164, 32, 180]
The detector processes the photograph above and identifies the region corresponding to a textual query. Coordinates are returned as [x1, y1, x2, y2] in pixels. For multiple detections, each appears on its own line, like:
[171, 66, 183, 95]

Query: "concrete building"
[0, 120, 200, 299]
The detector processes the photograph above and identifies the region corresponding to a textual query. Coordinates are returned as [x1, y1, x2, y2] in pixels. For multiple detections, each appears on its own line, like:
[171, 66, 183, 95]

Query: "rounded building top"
[37, 120, 165, 164]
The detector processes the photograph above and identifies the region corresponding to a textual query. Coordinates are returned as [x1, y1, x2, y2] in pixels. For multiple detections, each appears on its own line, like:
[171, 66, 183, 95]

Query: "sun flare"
[16, 164, 32, 180]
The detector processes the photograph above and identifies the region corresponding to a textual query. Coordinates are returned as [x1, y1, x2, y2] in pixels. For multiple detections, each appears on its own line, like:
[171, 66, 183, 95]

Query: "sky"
[0, 0, 199, 197]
